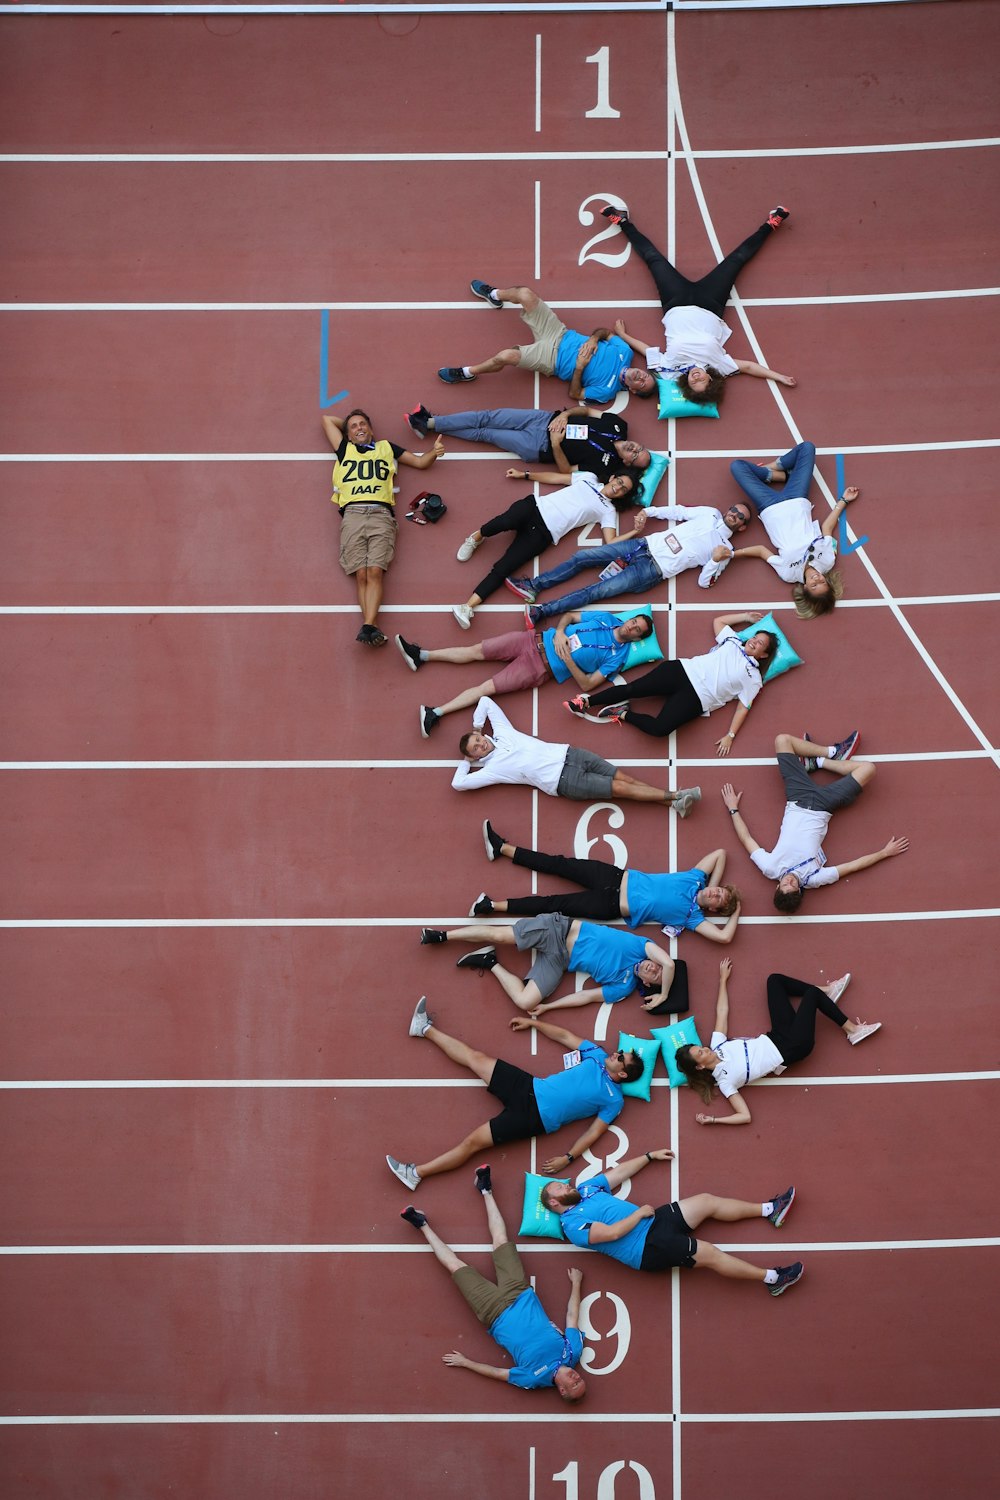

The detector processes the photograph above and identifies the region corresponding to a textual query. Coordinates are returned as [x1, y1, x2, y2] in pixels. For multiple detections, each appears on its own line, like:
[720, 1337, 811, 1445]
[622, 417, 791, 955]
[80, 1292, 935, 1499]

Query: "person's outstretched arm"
[696, 1090, 752, 1127]
[713, 957, 732, 1036]
[694, 904, 741, 945]
[820, 486, 860, 538]
[509, 1015, 587, 1051]
[603, 1147, 674, 1192]
[733, 359, 796, 387]
[542, 1115, 611, 1176]
[834, 836, 909, 879]
[564, 1267, 584, 1330]
[721, 784, 761, 856]
[441, 1352, 512, 1382]
[399, 435, 445, 470]
[613, 319, 652, 356]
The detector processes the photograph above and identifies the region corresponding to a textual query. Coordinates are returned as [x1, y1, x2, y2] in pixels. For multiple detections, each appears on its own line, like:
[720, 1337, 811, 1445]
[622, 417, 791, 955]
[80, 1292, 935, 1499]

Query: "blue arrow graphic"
[835, 451, 869, 555]
[319, 309, 349, 410]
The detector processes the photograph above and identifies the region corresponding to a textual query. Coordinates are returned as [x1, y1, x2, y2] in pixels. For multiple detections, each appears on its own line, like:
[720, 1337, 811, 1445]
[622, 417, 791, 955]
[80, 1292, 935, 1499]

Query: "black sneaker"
[400, 1206, 427, 1228]
[482, 820, 505, 862]
[767, 205, 790, 229]
[469, 893, 494, 917]
[601, 205, 629, 225]
[420, 705, 440, 739]
[456, 946, 498, 973]
[474, 1164, 493, 1194]
[357, 623, 386, 647]
[420, 928, 447, 945]
[438, 367, 476, 384]
[405, 404, 432, 438]
[770, 1262, 804, 1296]
[470, 279, 503, 308]
[395, 634, 422, 672]
[767, 1186, 796, 1229]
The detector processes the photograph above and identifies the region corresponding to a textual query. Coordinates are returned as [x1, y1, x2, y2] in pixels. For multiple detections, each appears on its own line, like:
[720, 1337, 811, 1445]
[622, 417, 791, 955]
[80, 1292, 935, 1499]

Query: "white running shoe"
[452, 604, 474, 630]
[457, 534, 481, 562]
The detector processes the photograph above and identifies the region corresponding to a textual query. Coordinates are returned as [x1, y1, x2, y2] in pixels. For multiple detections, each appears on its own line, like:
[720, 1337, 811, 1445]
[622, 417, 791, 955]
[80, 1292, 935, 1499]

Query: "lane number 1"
[585, 47, 621, 119]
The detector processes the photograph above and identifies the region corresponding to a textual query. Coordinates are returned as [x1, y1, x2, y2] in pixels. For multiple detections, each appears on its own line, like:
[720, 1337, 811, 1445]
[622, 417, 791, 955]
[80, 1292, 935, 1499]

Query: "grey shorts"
[516, 297, 566, 376]
[776, 752, 863, 814]
[557, 745, 617, 801]
[453, 1241, 529, 1328]
[513, 913, 572, 999]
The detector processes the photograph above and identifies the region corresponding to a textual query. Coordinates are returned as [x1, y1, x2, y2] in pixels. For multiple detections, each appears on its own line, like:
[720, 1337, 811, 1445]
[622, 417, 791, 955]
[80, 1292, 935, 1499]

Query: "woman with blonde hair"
[728, 441, 860, 618]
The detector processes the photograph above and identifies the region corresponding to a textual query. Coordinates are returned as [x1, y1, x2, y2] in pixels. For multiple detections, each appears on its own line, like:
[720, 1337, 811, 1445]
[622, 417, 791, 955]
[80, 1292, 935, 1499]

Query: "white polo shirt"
[451, 697, 568, 797]
[681, 626, 764, 714]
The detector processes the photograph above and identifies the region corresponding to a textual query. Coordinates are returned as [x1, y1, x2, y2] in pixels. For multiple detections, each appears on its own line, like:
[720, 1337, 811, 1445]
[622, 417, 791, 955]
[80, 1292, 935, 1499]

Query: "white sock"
[761, 1202, 773, 1218]
[419, 650, 429, 662]
[764, 1268, 778, 1285]
[816, 755, 826, 768]
[462, 366, 473, 378]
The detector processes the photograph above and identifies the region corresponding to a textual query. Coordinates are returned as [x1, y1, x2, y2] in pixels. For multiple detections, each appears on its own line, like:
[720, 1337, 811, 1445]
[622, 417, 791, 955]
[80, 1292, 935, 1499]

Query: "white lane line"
[670, 67, 1000, 773]
[0, 751, 992, 768]
[3, 438, 999, 462]
[534, 33, 542, 135]
[1, 910, 997, 929]
[1, 1237, 996, 1256]
[0, 1407, 994, 1427]
[1, 1071, 996, 1090]
[3, 289, 997, 310]
[0, 597, 997, 616]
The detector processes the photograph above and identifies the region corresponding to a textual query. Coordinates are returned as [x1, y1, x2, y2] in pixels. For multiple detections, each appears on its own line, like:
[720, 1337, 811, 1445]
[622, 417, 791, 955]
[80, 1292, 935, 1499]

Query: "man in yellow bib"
[323, 408, 444, 646]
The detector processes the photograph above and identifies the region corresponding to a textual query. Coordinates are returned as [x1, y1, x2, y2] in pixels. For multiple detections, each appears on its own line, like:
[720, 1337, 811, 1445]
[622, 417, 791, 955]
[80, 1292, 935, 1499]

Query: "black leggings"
[765, 973, 849, 1067]
[504, 846, 625, 919]
[474, 494, 555, 601]
[623, 218, 774, 320]
[587, 659, 703, 739]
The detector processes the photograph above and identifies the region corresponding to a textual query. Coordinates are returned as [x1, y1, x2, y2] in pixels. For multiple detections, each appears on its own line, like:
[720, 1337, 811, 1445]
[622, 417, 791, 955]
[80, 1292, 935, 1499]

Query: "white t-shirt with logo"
[644, 307, 741, 378]
[710, 1031, 784, 1096]
[535, 471, 617, 545]
[759, 496, 838, 583]
[681, 626, 764, 714]
[750, 802, 841, 886]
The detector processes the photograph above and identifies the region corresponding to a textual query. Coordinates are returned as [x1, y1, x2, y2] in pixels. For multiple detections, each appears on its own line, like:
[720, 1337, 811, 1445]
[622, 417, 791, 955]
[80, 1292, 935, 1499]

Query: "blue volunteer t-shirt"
[491, 1289, 585, 1389]
[554, 331, 633, 402]
[570, 922, 649, 1003]
[626, 867, 707, 929]
[560, 1172, 651, 1270]
[532, 1040, 623, 1132]
[541, 611, 630, 685]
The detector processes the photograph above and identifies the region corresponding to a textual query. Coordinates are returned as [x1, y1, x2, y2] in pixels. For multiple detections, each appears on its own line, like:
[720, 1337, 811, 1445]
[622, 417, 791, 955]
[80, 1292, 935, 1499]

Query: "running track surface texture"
[1, 2, 998, 1497]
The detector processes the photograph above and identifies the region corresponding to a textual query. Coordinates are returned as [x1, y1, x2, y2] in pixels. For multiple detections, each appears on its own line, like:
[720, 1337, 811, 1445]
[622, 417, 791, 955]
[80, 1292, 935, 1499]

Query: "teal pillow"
[610, 604, 663, 671]
[656, 375, 719, 420]
[618, 1031, 660, 1101]
[636, 450, 670, 508]
[736, 610, 802, 684]
[518, 1171, 568, 1239]
[651, 1017, 702, 1088]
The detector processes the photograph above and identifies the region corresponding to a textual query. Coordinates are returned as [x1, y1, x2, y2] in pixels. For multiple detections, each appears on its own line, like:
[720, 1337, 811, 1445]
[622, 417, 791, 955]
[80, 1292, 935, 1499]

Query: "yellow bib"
[332, 439, 397, 509]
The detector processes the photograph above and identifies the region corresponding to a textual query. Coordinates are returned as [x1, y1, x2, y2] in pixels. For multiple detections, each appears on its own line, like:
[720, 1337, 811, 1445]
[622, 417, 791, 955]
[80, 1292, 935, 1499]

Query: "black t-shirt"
[539, 412, 628, 478]
[335, 434, 406, 462]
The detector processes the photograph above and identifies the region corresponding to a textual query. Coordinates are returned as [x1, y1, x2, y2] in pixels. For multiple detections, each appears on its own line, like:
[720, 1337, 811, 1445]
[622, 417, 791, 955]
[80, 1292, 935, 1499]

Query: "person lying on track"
[451, 696, 701, 816]
[450, 468, 637, 630]
[395, 608, 653, 739]
[728, 440, 860, 618]
[406, 402, 650, 481]
[321, 407, 443, 647]
[674, 958, 882, 1127]
[565, 612, 776, 749]
[419, 912, 678, 1015]
[541, 1148, 803, 1296]
[598, 202, 795, 409]
[723, 730, 909, 912]
[385, 1000, 642, 1191]
[437, 280, 636, 404]
[399, 1164, 587, 1401]
[512, 499, 752, 622]
[469, 830, 741, 946]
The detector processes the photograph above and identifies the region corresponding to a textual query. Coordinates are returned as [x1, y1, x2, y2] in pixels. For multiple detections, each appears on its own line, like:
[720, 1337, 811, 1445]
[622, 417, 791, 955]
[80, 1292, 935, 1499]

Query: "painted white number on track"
[584, 47, 621, 119]
[576, 1124, 632, 1199]
[552, 1460, 656, 1499]
[578, 194, 631, 269]
[573, 803, 629, 866]
[579, 1291, 631, 1375]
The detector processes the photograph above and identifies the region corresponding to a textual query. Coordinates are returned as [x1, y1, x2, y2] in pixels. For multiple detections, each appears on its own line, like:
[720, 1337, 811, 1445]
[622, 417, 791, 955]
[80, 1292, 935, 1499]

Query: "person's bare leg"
[611, 771, 672, 804]
[419, 1221, 467, 1274]
[691, 1240, 767, 1282]
[446, 923, 515, 948]
[357, 566, 385, 628]
[416, 1122, 496, 1180]
[464, 287, 539, 375]
[481, 1188, 509, 1249]
[488, 965, 542, 1011]
[423, 1025, 497, 1084]
[678, 1193, 766, 1230]
[425, 644, 487, 666]
[467, 350, 523, 377]
[434, 680, 499, 719]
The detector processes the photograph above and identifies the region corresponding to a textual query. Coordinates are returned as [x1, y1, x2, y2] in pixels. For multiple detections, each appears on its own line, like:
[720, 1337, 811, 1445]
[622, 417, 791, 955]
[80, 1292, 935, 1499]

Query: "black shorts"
[638, 1202, 697, 1271]
[487, 1058, 545, 1146]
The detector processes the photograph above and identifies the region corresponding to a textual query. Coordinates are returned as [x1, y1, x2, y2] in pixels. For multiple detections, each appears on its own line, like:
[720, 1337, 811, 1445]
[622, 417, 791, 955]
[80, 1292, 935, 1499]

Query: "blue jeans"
[532, 538, 664, 619]
[729, 441, 816, 514]
[433, 408, 552, 463]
